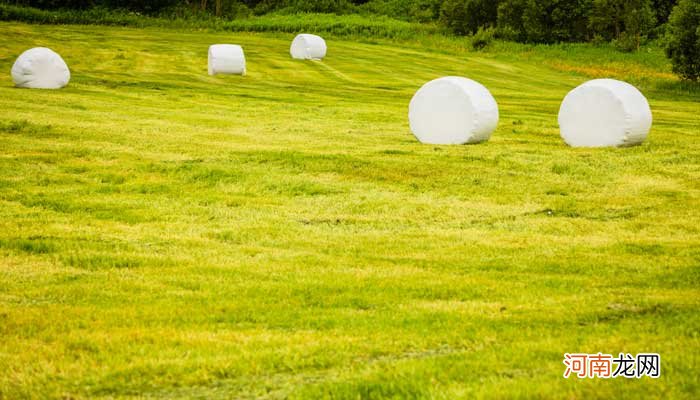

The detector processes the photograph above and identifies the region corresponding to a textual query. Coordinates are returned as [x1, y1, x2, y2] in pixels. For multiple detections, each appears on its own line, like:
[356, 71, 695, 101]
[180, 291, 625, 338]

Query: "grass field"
[0, 22, 699, 399]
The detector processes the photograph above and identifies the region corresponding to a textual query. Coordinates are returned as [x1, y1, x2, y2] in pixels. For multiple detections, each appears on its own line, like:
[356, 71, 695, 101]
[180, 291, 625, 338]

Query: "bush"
[613, 31, 642, 52]
[408, 0, 442, 22]
[471, 26, 495, 50]
[665, 0, 700, 80]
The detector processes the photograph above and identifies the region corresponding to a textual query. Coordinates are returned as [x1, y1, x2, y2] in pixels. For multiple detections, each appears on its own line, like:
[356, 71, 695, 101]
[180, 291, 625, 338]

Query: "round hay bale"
[11, 47, 70, 89]
[208, 44, 246, 76]
[558, 79, 652, 147]
[290, 34, 327, 60]
[408, 76, 499, 145]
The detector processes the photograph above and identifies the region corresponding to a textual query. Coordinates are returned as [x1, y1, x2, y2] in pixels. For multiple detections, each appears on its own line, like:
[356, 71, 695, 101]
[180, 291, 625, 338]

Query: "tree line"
[3, 0, 700, 80]
[0, 1, 683, 45]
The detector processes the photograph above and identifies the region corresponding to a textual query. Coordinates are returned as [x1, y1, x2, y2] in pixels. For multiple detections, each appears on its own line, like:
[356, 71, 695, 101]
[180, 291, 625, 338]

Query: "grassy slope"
[0, 22, 698, 399]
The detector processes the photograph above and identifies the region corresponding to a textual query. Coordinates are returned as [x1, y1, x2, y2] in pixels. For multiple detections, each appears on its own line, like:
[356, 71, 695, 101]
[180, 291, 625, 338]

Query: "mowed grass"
[0, 22, 699, 399]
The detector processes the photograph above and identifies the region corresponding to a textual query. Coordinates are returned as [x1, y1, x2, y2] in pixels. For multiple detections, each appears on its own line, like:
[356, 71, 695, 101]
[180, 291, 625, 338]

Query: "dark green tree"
[589, 0, 625, 40]
[496, 0, 527, 41]
[653, 0, 679, 24]
[439, 0, 500, 35]
[665, 0, 700, 80]
[589, 0, 655, 50]
[497, 0, 592, 43]
[621, 0, 656, 49]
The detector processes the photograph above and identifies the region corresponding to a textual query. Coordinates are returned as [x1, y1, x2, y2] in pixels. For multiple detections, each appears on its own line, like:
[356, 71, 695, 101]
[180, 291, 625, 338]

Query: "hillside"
[0, 22, 699, 399]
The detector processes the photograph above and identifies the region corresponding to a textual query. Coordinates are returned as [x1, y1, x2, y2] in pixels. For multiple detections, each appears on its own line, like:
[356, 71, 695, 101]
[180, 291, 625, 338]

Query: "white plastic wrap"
[290, 34, 327, 60]
[558, 79, 652, 147]
[11, 47, 70, 89]
[408, 76, 499, 145]
[208, 44, 246, 76]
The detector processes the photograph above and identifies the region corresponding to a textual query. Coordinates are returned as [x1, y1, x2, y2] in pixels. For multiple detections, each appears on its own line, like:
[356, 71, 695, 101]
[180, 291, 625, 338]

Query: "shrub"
[470, 26, 495, 50]
[665, 0, 700, 80]
[408, 0, 441, 22]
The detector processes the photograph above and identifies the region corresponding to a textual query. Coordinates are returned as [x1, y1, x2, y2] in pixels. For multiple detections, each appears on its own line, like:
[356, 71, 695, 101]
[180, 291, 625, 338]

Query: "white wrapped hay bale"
[558, 79, 652, 147]
[208, 44, 246, 76]
[11, 47, 70, 89]
[290, 34, 327, 60]
[408, 76, 499, 145]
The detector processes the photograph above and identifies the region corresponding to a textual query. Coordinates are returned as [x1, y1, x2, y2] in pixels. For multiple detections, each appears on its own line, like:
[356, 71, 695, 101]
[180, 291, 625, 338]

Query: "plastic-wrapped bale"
[208, 44, 246, 76]
[408, 77, 499, 145]
[290, 34, 327, 60]
[558, 79, 652, 147]
[11, 47, 70, 89]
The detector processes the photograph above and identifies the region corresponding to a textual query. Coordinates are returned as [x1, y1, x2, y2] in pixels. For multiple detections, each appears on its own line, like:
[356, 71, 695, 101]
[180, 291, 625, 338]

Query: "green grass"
[0, 21, 699, 399]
